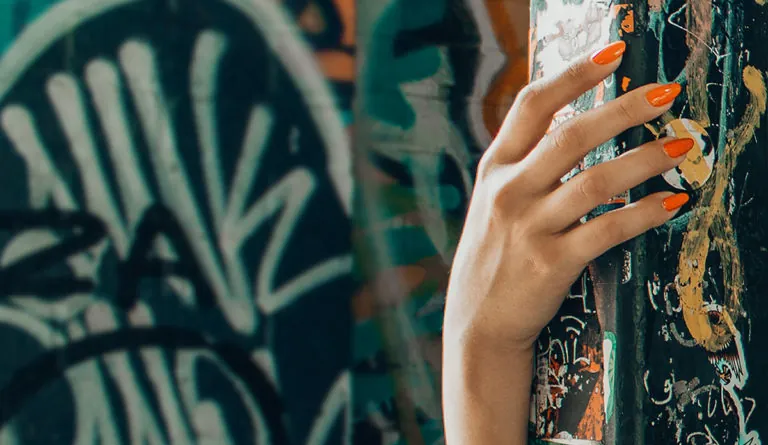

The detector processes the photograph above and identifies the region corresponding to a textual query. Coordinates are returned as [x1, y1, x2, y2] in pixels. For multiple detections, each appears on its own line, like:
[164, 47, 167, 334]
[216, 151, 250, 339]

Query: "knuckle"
[484, 166, 533, 217]
[564, 61, 588, 84]
[515, 83, 544, 111]
[523, 246, 558, 277]
[637, 142, 675, 175]
[576, 172, 607, 201]
[616, 99, 636, 122]
[642, 148, 666, 174]
[600, 217, 627, 244]
[626, 147, 659, 176]
[553, 121, 586, 151]
[652, 203, 674, 227]
[487, 172, 514, 213]
[476, 149, 496, 179]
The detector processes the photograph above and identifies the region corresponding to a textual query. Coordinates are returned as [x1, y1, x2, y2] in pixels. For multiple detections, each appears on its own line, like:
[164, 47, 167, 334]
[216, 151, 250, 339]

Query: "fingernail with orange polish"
[592, 41, 627, 65]
[646, 83, 682, 107]
[662, 193, 689, 211]
[663, 138, 695, 158]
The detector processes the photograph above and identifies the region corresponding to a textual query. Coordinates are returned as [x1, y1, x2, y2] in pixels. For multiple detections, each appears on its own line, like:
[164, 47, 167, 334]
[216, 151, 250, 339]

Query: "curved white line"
[47, 73, 129, 255]
[191, 30, 229, 231]
[306, 371, 351, 445]
[228, 0, 352, 215]
[0, 0, 351, 216]
[86, 59, 153, 227]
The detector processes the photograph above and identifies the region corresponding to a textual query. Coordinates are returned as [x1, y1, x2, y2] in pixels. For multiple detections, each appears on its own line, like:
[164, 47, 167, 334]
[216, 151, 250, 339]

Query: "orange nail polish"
[646, 83, 682, 107]
[662, 193, 689, 211]
[663, 138, 695, 158]
[591, 41, 627, 65]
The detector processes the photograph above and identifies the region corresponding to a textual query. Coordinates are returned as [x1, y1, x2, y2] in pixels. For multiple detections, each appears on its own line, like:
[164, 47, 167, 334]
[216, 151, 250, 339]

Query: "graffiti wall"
[0, 0, 533, 444]
[352, 0, 529, 443]
[7, 0, 768, 444]
[531, 0, 768, 444]
[0, 0, 355, 444]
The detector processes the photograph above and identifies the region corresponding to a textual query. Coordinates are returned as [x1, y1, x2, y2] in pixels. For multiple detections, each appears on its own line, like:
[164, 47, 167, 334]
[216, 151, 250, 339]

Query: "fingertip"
[591, 41, 626, 66]
[646, 83, 682, 107]
[662, 137, 695, 159]
[662, 192, 689, 212]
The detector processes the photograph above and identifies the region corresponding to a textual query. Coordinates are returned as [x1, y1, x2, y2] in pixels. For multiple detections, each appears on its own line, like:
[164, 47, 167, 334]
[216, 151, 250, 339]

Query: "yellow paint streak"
[644, 122, 661, 137]
[685, 0, 713, 126]
[676, 66, 766, 352]
[668, 120, 710, 188]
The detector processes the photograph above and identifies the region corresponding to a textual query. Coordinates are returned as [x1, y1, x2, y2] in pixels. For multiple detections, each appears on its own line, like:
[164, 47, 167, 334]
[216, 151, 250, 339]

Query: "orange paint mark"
[528, 27, 537, 80]
[610, 5, 634, 36]
[353, 288, 375, 320]
[316, 51, 355, 82]
[581, 346, 602, 373]
[298, 1, 326, 34]
[299, 0, 356, 82]
[621, 76, 631, 91]
[607, 195, 627, 205]
[610, 4, 630, 18]
[333, 0, 356, 47]
[358, 158, 398, 184]
[576, 378, 604, 440]
[621, 10, 635, 34]
[482, 0, 529, 135]
[484, 58, 529, 136]
[352, 265, 428, 320]
[351, 253, 452, 321]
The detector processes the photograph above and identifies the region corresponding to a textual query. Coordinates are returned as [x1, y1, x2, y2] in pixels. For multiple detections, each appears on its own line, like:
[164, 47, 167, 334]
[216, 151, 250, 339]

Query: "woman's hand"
[441, 41, 690, 444]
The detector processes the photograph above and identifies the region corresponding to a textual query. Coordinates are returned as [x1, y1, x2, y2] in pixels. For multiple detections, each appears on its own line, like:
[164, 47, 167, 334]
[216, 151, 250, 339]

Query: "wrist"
[442, 326, 535, 445]
[443, 313, 539, 359]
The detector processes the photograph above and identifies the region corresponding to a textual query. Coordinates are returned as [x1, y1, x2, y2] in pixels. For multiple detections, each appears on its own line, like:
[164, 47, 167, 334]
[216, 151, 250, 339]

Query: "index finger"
[491, 41, 627, 165]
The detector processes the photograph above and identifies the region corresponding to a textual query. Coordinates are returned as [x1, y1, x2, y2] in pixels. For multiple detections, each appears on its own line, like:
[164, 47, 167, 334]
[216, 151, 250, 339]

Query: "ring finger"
[524, 82, 682, 188]
[540, 136, 694, 232]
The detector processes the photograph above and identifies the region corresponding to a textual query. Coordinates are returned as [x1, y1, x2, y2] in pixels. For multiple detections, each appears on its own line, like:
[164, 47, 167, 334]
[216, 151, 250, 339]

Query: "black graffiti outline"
[0, 326, 290, 444]
[0, 209, 105, 295]
[0, 205, 217, 309]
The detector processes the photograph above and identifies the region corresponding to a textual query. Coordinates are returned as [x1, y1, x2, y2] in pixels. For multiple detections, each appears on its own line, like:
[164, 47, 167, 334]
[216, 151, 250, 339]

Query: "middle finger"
[539, 136, 694, 232]
[525, 82, 682, 187]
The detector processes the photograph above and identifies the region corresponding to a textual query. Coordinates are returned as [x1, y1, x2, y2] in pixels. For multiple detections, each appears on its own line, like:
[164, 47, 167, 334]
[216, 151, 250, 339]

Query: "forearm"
[442, 335, 534, 445]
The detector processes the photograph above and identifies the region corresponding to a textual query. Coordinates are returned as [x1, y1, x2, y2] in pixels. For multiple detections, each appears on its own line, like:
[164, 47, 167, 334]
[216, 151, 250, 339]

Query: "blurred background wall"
[0, 0, 528, 444]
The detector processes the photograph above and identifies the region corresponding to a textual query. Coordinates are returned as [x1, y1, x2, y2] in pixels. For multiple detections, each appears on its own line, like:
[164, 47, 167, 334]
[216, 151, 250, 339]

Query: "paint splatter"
[676, 66, 766, 353]
[621, 76, 631, 91]
[685, 0, 713, 126]
[659, 118, 714, 190]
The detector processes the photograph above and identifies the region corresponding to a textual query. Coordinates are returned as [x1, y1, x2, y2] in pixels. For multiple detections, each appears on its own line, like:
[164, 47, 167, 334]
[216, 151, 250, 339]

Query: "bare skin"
[442, 41, 690, 444]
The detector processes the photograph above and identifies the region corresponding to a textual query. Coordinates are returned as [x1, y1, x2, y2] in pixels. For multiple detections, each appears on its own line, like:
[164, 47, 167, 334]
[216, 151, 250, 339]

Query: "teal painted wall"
[0, 0, 529, 444]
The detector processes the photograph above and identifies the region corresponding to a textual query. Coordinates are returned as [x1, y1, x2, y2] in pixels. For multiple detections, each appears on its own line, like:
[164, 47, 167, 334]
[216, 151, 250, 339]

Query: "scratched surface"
[528, 0, 621, 442]
[531, 0, 768, 444]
